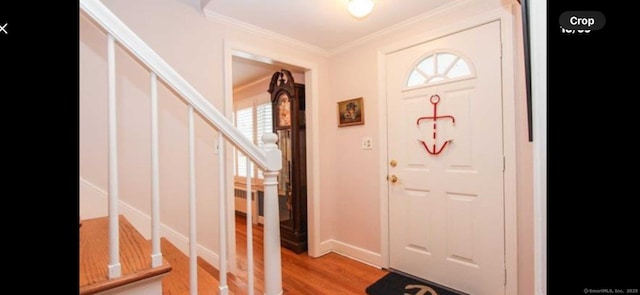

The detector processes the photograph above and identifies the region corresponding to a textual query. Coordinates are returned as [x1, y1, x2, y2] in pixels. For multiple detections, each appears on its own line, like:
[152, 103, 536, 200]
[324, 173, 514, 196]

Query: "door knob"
[388, 175, 398, 183]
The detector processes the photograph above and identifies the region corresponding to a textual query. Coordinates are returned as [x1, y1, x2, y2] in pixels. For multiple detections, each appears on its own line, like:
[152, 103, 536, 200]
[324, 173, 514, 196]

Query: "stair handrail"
[80, 0, 283, 294]
[80, 0, 277, 172]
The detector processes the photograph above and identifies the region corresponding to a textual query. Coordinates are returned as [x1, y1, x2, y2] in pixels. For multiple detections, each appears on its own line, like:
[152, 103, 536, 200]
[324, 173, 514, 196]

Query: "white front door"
[386, 21, 505, 294]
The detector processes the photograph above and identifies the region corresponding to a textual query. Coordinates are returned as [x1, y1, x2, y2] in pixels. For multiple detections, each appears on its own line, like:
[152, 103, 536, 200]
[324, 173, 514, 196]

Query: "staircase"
[80, 215, 172, 295]
[79, 0, 283, 294]
[80, 215, 260, 295]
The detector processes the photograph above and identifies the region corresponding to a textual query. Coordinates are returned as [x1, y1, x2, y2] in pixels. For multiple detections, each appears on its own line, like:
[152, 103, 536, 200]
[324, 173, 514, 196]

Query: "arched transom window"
[406, 52, 474, 87]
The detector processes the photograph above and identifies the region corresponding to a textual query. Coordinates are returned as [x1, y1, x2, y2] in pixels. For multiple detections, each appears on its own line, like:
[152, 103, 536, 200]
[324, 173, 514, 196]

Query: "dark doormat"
[366, 272, 468, 295]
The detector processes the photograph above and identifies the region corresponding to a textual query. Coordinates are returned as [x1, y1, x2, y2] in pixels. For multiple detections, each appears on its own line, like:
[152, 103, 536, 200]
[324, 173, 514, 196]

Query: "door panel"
[387, 21, 504, 294]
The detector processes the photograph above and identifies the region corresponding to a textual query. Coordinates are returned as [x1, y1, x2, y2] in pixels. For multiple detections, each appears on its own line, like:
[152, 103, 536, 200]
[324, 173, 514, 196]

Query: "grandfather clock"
[268, 69, 307, 254]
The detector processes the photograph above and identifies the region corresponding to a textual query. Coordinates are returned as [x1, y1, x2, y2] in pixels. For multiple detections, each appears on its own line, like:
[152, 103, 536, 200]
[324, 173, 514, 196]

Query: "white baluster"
[261, 133, 283, 295]
[218, 132, 229, 295]
[246, 158, 254, 295]
[188, 106, 197, 295]
[107, 34, 121, 279]
[150, 72, 162, 267]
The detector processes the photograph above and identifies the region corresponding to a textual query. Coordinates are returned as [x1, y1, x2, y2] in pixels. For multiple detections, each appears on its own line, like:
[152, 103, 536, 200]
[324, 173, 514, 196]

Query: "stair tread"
[79, 215, 171, 295]
[161, 237, 228, 295]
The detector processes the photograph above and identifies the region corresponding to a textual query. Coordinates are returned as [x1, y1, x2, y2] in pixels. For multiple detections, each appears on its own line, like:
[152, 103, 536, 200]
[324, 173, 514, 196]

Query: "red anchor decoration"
[416, 94, 455, 155]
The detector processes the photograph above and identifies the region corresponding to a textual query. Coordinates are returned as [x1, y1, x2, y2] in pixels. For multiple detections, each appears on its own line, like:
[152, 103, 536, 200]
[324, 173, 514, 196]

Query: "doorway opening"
[229, 53, 310, 279]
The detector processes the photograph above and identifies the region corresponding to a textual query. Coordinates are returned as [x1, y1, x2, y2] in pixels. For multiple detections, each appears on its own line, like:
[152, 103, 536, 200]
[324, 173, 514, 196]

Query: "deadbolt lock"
[390, 160, 397, 167]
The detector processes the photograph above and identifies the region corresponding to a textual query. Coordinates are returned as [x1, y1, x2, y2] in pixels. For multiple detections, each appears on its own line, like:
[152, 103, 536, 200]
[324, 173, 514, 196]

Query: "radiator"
[234, 187, 259, 224]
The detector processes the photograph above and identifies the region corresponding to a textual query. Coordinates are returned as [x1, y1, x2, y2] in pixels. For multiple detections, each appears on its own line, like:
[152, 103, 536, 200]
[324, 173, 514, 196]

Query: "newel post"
[261, 133, 283, 295]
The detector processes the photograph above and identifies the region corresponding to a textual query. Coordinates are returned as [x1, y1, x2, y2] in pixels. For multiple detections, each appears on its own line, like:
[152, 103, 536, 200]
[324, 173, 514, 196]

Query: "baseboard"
[318, 239, 383, 269]
[80, 178, 381, 271]
[79, 177, 153, 239]
[160, 222, 221, 269]
[318, 239, 334, 256]
[80, 177, 109, 219]
[79, 177, 221, 269]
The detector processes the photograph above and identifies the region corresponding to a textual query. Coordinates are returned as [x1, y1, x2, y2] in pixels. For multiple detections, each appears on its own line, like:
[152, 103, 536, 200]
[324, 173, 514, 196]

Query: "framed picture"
[337, 97, 364, 127]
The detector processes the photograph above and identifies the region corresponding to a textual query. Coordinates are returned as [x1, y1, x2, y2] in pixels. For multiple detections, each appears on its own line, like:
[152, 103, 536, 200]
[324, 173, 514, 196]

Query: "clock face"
[278, 93, 291, 128]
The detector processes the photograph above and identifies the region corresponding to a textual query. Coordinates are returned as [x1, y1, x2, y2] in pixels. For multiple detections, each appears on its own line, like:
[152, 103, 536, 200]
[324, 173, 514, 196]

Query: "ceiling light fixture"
[347, 0, 375, 19]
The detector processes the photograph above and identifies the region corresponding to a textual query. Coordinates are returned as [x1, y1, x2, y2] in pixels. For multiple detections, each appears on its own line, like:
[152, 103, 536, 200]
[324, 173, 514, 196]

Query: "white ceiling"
[232, 56, 285, 90]
[206, 0, 455, 88]
[204, 0, 454, 53]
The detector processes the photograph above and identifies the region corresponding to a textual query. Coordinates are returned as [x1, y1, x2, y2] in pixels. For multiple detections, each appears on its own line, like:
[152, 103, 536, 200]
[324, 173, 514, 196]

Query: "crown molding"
[203, 9, 331, 58]
[329, 0, 473, 56]
[203, 0, 478, 57]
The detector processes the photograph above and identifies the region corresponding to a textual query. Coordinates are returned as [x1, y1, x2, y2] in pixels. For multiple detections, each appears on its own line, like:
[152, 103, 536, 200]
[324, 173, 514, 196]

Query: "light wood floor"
[82, 214, 388, 294]
[163, 214, 388, 294]
[231, 213, 389, 294]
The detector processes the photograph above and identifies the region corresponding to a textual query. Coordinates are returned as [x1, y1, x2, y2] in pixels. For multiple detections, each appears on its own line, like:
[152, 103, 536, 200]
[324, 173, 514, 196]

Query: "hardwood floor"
[82, 214, 387, 294]
[166, 214, 388, 294]
[228, 213, 389, 294]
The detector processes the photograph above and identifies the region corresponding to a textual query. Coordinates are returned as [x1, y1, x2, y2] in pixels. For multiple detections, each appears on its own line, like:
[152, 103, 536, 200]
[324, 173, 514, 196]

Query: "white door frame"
[377, 7, 519, 295]
[529, 0, 547, 293]
[223, 40, 323, 268]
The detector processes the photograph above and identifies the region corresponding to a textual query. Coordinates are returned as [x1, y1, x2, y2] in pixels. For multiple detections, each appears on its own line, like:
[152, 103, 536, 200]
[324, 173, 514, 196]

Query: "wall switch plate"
[362, 137, 373, 150]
